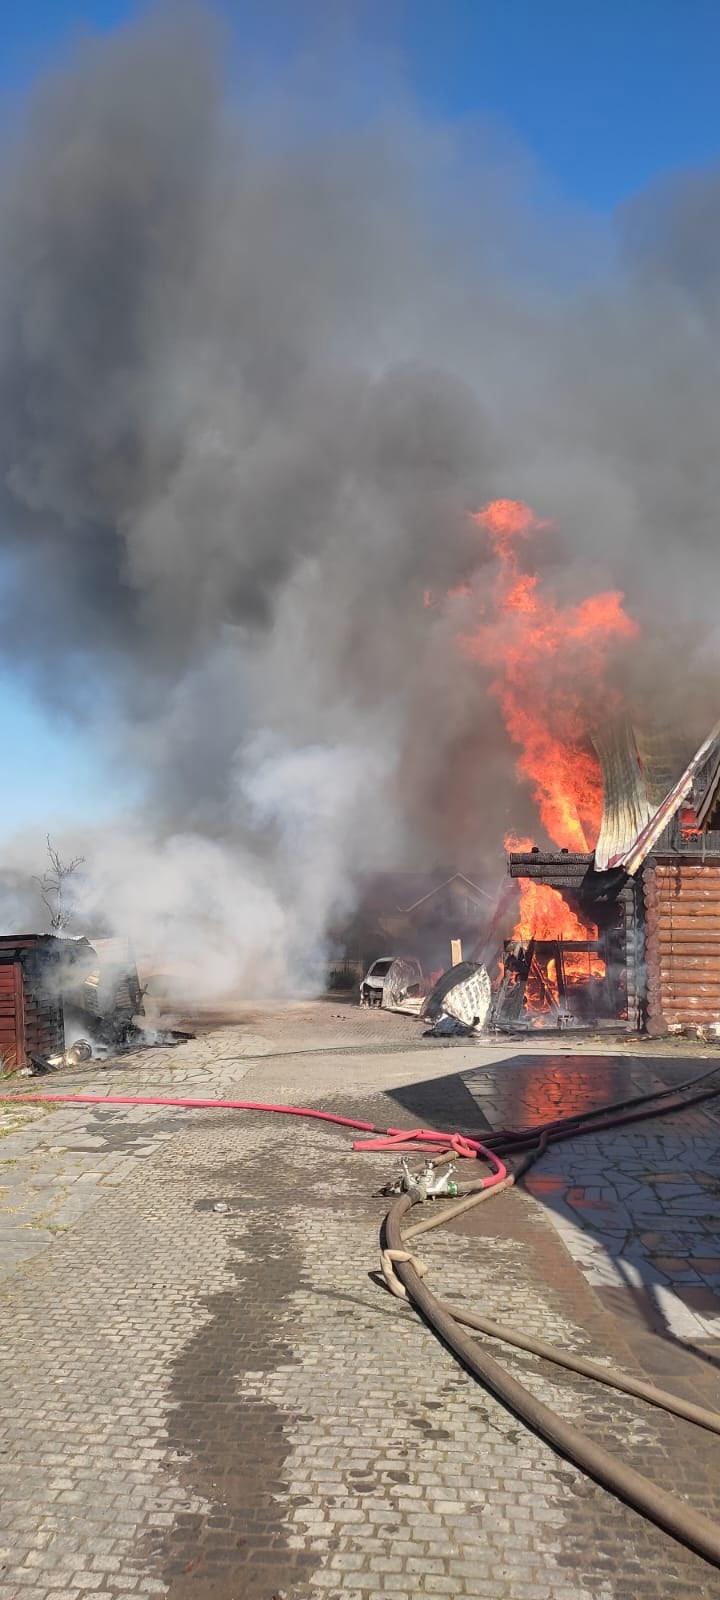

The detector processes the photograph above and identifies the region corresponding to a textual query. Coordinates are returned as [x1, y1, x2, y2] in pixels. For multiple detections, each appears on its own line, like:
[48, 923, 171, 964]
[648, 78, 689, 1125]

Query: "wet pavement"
[462, 1054, 720, 1345]
[0, 1010, 718, 1599]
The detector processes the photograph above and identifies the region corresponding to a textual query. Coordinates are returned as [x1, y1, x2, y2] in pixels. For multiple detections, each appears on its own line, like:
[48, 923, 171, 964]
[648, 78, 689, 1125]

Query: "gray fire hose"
[384, 1192, 720, 1569]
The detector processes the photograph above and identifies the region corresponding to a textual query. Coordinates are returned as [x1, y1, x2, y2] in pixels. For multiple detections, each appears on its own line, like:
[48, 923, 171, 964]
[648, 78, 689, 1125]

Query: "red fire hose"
[0, 1088, 508, 1186]
[0, 1091, 381, 1131]
[3, 1051, 720, 1152]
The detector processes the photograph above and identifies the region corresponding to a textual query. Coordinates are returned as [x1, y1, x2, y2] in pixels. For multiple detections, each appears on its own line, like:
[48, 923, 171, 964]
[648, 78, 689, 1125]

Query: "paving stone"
[0, 1025, 718, 1599]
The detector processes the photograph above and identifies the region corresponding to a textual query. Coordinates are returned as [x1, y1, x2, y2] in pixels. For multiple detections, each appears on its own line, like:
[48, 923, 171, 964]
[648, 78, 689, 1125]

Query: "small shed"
[0, 933, 145, 1072]
[0, 935, 82, 1070]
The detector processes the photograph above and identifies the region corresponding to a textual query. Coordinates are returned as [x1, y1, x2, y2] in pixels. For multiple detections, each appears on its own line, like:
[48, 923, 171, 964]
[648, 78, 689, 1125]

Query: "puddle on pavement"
[461, 1054, 676, 1131]
[148, 1154, 317, 1600]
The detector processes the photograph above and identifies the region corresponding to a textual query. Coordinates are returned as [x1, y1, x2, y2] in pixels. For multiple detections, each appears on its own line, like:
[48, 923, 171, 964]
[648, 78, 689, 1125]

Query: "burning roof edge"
[592, 720, 690, 872]
[697, 747, 720, 833]
[591, 716, 720, 875]
[608, 717, 720, 874]
[506, 714, 720, 889]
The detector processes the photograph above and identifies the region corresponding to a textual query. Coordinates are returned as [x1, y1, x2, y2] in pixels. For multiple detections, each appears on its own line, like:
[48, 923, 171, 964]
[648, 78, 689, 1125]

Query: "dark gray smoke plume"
[0, 5, 718, 993]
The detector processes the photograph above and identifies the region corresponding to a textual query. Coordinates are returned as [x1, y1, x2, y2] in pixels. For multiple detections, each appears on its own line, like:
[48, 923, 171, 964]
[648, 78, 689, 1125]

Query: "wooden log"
[646, 908, 720, 921]
[647, 871, 720, 881]
[645, 895, 720, 910]
[649, 870, 720, 883]
[648, 898, 720, 910]
[647, 916, 720, 930]
[659, 999, 720, 1010]
[661, 1007, 720, 1019]
[651, 889, 720, 899]
[649, 902, 720, 915]
[652, 898, 720, 906]
[652, 955, 720, 972]
[653, 864, 720, 874]
[649, 985, 720, 1000]
[650, 986, 720, 999]
[647, 952, 720, 967]
[647, 965, 720, 978]
[648, 967, 720, 981]
[654, 878, 720, 888]
[652, 998, 720, 1010]
[654, 979, 720, 993]
[647, 886, 720, 896]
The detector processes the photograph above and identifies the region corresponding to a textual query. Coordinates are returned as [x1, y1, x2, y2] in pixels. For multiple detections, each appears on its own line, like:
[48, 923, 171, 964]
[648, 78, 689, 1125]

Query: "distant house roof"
[351, 870, 494, 920]
[400, 873, 494, 914]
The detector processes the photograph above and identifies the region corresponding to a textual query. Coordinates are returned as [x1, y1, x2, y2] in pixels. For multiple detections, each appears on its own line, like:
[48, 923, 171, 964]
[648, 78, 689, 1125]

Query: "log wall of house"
[620, 878, 645, 1031]
[644, 860, 720, 1034]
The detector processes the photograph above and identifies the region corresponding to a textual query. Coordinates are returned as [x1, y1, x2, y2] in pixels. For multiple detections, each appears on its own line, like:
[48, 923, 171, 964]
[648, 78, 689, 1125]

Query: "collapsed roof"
[592, 717, 720, 874]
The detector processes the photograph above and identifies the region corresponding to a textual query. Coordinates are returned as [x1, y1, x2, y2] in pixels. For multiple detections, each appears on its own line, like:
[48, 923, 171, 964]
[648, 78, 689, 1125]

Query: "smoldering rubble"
[0, 5, 718, 994]
[0, 931, 191, 1079]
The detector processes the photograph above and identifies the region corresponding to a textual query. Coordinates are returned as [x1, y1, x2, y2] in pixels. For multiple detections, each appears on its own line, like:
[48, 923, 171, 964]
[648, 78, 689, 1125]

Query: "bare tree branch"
[34, 835, 85, 933]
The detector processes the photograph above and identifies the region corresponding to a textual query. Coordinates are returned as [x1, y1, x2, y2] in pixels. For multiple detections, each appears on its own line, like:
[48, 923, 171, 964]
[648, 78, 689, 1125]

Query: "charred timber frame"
[506, 851, 645, 1030]
[506, 851, 591, 886]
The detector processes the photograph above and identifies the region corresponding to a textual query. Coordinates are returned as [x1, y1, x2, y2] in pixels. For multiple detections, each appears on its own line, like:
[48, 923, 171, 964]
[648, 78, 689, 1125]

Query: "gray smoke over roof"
[0, 5, 717, 993]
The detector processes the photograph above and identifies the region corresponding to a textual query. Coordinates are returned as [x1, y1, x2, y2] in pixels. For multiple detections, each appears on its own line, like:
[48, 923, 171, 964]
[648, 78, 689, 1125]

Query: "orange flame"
[427, 498, 637, 962]
[464, 499, 638, 854]
[505, 831, 601, 961]
[505, 836, 591, 940]
[464, 500, 637, 956]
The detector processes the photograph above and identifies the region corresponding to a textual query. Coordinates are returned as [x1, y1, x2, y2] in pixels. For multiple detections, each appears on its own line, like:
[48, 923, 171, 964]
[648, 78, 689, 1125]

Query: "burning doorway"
[493, 847, 641, 1031]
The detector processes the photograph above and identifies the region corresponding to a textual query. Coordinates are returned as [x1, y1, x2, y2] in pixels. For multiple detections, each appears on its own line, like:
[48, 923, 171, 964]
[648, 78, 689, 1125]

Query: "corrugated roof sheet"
[593, 717, 720, 874]
[591, 719, 705, 871]
[592, 722, 655, 872]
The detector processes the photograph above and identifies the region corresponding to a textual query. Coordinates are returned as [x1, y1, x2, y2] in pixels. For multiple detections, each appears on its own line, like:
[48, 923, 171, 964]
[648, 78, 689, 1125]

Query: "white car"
[360, 956, 424, 1009]
[360, 957, 396, 1006]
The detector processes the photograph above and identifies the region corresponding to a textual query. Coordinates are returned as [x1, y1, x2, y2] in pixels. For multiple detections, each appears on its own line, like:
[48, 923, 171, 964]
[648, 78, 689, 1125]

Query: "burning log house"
[354, 498, 720, 1037]
[495, 719, 720, 1035]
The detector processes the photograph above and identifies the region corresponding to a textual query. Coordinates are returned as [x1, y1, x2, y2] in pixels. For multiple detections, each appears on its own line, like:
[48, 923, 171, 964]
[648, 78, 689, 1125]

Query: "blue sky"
[3, 0, 719, 209]
[1, 0, 719, 834]
[0, 681, 129, 832]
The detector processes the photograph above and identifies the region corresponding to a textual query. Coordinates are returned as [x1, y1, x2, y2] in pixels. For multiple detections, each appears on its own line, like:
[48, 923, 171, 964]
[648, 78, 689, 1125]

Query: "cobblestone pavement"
[0, 1010, 719, 1599]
